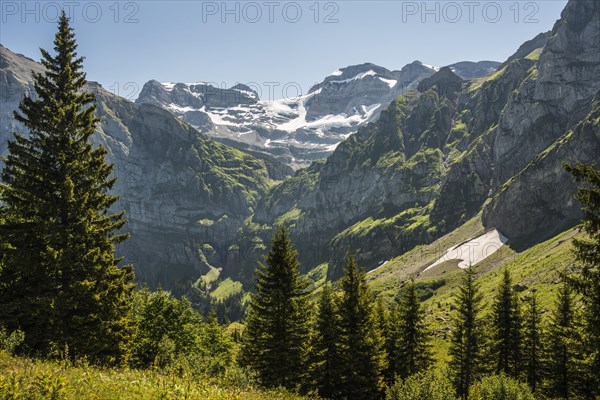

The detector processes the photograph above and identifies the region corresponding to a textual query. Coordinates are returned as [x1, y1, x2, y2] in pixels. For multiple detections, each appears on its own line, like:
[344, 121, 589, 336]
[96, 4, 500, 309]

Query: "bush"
[468, 374, 534, 400]
[0, 327, 24, 354]
[387, 370, 457, 400]
[131, 289, 235, 376]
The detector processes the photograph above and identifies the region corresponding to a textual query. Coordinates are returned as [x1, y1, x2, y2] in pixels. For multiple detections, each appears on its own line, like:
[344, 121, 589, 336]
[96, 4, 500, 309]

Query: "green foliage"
[0, 351, 306, 400]
[337, 254, 385, 400]
[543, 282, 586, 399]
[211, 278, 244, 301]
[490, 269, 522, 377]
[309, 283, 342, 399]
[131, 289, 200, 368]
[388, 280, 433, 380]
[241, 226, 310, 390]
[522, 293, 542, 393]
[0, 328, 24, 355]
[0, 12, 134, 364]
[468, 374, 534, 400]
[131, 289, 234, 376]
[449, 266, 484, 399]
[386, 369, 457, 400]
[564, 162, 600, 396]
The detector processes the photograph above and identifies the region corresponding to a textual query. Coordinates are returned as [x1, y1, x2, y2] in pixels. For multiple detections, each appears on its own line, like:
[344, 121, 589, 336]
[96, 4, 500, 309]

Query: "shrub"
[0, 327, 24, 354]
[131, 289, 235, 376]
[386, 370, 457, 400]
[468, 374, 535, 400]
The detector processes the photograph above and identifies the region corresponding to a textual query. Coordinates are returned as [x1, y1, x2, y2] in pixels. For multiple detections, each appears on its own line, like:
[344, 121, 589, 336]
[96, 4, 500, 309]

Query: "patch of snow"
[167, 103, 197, 113]
[232, 88, 259, 100]
[162, 82, 176, 91]
[329, 70, 377, 85]
[330, 69, 343, 76]
[422, 63, 441, 72]
[368, 260, 389, 274]
[424, 229, 509, 272]
[185, 82, 209, 86]
[325, 143, 340, 152]
[378, 77, 397, 88]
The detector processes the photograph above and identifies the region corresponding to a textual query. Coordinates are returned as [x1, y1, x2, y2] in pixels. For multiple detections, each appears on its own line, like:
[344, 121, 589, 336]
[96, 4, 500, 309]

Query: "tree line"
[239, 215, 600, 400]
[1, 11, 599, 400]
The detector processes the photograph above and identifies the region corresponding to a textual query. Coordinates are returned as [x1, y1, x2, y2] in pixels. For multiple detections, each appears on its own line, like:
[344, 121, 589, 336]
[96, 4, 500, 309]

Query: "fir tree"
[523, 292, 543, 393]
[544, 282, 585, 399]
[565, 162, 600, 396]
[240, 226, 310, 389]
[0, 11, 134, 363]
[337, 254, 385, 400]
[449, 266, 484, 399]
[490, 268, 522, 377]
[390, 280, 432, 379]
[309, 283, 342, 398]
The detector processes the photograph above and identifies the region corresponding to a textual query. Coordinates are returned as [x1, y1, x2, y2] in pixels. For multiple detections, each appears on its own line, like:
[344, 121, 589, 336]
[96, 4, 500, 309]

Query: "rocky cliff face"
[484, 90, 600, 243]
[251, 0, 600, 277]
[0, 45, 273, 289]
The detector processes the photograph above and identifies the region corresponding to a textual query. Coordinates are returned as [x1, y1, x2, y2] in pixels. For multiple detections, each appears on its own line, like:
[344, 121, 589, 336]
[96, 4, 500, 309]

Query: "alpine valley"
[1, 0, 599, 320]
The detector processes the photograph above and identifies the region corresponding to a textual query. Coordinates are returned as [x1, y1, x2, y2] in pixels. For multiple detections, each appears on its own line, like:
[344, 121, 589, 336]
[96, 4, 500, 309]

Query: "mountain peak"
[417, 66, 463, 98]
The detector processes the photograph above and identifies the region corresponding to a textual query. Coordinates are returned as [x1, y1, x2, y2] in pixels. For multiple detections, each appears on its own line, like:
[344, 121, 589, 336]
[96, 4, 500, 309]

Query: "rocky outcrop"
[448, 61, 501, 80]
[492, 0, 600, 185]
[484, 90, 600, 242]
[498, 31, 550, 69]
[417, 67, 464, 99]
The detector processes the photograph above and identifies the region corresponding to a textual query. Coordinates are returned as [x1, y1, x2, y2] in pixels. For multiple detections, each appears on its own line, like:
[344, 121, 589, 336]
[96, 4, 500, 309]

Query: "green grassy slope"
[368, 214, 582, 361]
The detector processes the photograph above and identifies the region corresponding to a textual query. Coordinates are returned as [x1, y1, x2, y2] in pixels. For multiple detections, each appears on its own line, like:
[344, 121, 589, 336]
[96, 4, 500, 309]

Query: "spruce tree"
[544, 282, 585, 399]
[523, 292, 543, 393]
[337, 254, 385, 400]
[240, 226, 310, 389]
[449, 266, 484, 399]
[310, 283, 342, 398]
[383, 304, 401, 385]
[490, 268, 522, 377]
[373, 297, 394, 386]
[564, 162, 600, 396]
[390, 280, 433, 379]
[0, 12, 134, 363]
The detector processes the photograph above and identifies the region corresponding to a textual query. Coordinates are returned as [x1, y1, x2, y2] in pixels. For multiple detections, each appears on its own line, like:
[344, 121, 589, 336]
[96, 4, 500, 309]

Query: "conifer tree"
[390, 280, 432, 379]
[0, 11, 134, 363]
[449, 266, 484, 399]
[490, 268, 522, 377]
[240, 226, 310, 389]
[310, 283, 342, 398]
[374, 297, 389, 342]
[565, 162, 600, 396]
[337, 254, 385, 400]
[523, 292, 543, 393]
[384, 304, 401, 385]
[544, 282, 585, 399]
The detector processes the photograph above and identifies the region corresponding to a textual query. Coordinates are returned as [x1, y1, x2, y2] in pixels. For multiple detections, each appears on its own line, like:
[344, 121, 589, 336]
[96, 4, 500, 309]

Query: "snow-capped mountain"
[136, 61, 499, 168]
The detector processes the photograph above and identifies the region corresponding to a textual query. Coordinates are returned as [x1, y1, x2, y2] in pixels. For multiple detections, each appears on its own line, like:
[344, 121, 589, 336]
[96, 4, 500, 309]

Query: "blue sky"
[1, 1, 568, 100]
